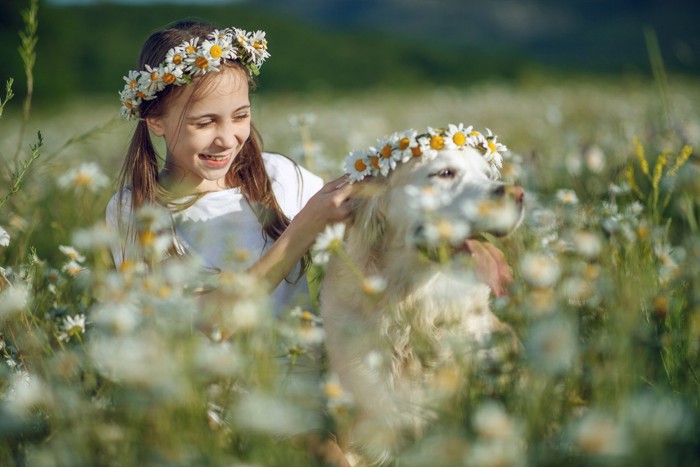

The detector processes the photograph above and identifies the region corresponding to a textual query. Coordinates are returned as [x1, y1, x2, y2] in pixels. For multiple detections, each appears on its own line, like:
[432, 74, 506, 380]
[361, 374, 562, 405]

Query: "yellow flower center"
[195, 56, 209, 69]
[411, 146, 422, 157]
[150, 71, 160, 81]
[74, 172, 92, 186]
[381, 144, 393, 159]
[300, 310, 315, 321]
[452, 132, 466, 146]
[163, 73, 176, 84]
[139, 230, 156, 247]
[354, 159, 367, 172]
[371, 156, 380, 170]
[488, 140, 496, 152]
[398, 137, 410, 150]
[157, 285, 172, 298]
[324, 382, 343, 399]
[129, 79, 138, 90]
[436, 219, 453, 240]
[172, 54, 182, 65]
[210, 44, 223, 59]
[430, 135, 445, 150]
[469, 130, 480, 137]
[185, 45, 196, 54]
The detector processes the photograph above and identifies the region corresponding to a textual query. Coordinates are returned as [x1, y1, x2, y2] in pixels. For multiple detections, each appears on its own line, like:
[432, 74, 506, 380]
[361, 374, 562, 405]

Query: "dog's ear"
[348, 179, 387, 259]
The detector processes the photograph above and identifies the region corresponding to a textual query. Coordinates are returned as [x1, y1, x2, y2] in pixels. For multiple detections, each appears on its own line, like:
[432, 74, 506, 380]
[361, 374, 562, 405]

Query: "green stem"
[13, 0, 39, 164]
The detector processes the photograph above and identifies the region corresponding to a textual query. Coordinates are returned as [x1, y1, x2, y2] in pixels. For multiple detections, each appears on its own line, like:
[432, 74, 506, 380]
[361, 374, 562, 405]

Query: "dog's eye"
[430, 168, 456, 179]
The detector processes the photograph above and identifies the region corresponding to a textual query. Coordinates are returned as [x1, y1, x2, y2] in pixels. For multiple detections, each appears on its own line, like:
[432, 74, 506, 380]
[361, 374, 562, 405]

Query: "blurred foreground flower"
[525, 317, 578, 375]
[520, 252, 561, 289]
[0, 283, 29, 318]
[0, 226, 9, 247]
[57, 162, 109, 192]
[311, 222, 345, 265]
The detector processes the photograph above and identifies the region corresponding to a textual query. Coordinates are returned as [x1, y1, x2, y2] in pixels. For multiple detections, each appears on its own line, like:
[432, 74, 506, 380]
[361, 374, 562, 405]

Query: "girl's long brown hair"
[116, 20, 309, 279]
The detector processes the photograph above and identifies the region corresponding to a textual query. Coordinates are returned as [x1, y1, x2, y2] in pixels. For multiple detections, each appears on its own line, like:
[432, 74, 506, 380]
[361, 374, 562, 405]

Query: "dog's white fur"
[319, 147, 524, 463]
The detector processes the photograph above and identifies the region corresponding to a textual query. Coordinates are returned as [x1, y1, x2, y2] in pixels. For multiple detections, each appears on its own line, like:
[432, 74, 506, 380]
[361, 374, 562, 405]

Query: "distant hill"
[0, 0, 697, 104]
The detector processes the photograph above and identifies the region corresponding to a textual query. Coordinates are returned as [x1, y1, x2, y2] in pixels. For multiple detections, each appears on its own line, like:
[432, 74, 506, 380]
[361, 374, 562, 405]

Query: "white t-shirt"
[106, 152, 324, 315]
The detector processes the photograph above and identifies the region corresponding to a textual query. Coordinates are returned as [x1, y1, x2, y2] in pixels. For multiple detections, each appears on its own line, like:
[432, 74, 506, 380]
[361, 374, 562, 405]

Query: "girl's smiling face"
[147, 66, 251, 193]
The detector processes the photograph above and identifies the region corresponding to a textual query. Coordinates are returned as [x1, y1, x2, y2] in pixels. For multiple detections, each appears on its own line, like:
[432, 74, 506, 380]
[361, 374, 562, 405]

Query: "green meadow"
[2, 1, 700, 465]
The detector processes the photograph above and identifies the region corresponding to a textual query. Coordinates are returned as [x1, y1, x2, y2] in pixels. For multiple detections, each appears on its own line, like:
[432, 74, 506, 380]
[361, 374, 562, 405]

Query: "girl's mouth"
[199, 153, 230, 161]
[198, 153, 232, 167]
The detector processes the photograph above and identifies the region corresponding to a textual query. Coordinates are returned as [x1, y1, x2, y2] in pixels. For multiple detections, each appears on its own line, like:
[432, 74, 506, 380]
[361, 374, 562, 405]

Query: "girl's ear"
[146, 116, 165, 137]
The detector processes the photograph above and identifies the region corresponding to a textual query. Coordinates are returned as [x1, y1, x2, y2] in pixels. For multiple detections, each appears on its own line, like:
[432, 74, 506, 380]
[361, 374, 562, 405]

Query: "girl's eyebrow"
[186, 104, 251, 120]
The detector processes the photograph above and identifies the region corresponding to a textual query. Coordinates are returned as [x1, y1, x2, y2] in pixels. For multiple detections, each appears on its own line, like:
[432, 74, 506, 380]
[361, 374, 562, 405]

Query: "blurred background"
[0, 0, 698, 103]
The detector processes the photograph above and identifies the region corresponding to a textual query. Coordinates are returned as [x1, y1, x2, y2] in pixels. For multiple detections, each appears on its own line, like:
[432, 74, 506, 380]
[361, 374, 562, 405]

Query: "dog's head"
[351, 146, 524, 260]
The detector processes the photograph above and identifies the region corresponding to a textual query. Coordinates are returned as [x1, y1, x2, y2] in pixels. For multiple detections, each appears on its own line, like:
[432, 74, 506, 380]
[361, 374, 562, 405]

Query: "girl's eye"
[195, 121, 214, 128]
[429, 168, 457, 179]
[233, 113, 250, 121]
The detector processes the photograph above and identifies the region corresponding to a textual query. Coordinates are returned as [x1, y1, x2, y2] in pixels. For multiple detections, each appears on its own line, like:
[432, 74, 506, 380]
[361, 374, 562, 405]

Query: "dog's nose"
[510, 185, 525, 203]
[493, 185, 525, 203]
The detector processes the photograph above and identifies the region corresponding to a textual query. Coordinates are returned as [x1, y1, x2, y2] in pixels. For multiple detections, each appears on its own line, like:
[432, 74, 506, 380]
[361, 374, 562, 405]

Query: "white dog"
[319, 137, 524, 464]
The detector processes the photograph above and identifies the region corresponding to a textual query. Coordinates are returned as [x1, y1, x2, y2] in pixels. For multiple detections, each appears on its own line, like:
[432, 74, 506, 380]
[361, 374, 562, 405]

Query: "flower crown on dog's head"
[119, 27, 270, 120]
[343, 124, 507, 183]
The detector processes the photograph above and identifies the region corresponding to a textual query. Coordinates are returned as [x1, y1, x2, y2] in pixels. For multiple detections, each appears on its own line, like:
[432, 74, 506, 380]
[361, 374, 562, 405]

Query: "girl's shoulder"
[262, 152, 320, 182]
[106, 186, 132, 219]
[262, 152, 324, 218]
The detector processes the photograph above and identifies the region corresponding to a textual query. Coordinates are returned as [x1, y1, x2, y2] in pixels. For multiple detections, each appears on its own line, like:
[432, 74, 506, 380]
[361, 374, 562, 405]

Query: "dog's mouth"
[411, 194, 524, 263]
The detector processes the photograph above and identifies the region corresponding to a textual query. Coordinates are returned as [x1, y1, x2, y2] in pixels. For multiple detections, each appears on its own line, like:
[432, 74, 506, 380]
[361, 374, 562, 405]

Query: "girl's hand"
[247, 175, 362, 293]
[291, 175, 360, 239]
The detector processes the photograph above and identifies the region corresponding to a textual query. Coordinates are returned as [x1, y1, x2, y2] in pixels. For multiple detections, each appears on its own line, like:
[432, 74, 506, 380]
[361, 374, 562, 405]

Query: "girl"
[107, 20, 358, 314]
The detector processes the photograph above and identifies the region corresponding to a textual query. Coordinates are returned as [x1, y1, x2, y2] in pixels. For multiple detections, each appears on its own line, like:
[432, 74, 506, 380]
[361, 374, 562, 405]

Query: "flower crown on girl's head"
[343, 124, 507, 183]
[119, 27, 270, 121]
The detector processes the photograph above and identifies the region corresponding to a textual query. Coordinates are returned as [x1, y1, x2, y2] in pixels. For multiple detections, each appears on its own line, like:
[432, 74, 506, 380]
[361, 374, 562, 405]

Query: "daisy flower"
[59, 245, 85, 263]
[201, 32, 234, 65]
[248, 30, 270, 64]
[184, 51, 220, 76]
[161, 64, 184, 87]
[421, 218, 470, 247]
[555, 189, 579, 205]
[375, 133, 401, 174]
[0, 226, 9, 247]
[404, 184, 451, 211]
[181, 37, 200, 57]
[520, 252, 561, 288]
[165, 45, 187, 67]
[344, 149, 372, 182]
[444, 123, 472, 150]
[482, 128, 507, 168]
[62, 260, 84, 277]
[139, 64, 168, 94]
[394, 129, 418, 161]
[123, 70, 141, 92]
[0, 283, 29, 318]
[57, 162, 110, 193]
[467, 128, 486, 146]
[361, 275, 387, 296]
[424, 127, 446, 159]
[312, 223, 346, 265]
[59, 314, 87, 342]
[525, 317, 577, 375]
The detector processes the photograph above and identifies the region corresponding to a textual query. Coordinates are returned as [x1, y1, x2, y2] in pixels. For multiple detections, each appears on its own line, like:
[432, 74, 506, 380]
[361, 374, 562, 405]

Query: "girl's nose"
[214, 121, 236, 149]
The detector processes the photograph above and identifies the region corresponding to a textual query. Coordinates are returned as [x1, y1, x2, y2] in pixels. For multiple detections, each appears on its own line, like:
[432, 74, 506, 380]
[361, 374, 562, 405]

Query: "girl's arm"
[248, 175, 357, 293]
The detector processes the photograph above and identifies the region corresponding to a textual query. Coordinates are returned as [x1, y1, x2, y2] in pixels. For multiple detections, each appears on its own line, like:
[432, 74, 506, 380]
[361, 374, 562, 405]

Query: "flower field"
[2, 5, 700, 466]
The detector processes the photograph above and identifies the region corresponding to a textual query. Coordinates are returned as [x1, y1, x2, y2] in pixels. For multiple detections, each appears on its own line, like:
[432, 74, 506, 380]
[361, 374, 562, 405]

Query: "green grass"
[2, 2, 700, 464]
